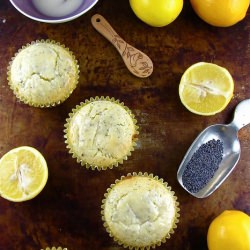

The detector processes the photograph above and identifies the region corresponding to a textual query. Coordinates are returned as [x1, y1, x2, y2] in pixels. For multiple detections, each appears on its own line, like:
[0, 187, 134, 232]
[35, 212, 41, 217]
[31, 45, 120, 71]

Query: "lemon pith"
[179, 62, 234, 116]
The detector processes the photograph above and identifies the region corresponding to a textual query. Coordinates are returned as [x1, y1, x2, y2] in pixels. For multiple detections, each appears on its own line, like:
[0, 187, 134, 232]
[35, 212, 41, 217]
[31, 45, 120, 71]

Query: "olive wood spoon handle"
[91, 14, 153, 78]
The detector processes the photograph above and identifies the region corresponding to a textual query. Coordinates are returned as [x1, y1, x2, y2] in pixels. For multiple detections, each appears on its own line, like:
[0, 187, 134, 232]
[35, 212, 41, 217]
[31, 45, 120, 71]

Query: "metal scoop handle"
[230, 99, 250, 131]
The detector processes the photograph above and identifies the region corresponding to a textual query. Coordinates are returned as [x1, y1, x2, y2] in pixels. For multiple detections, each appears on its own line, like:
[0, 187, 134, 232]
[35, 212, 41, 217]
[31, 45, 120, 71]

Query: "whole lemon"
[207, 210, 250, 250]
[190, 0, 250, 27]
[129, 0, 183, 27]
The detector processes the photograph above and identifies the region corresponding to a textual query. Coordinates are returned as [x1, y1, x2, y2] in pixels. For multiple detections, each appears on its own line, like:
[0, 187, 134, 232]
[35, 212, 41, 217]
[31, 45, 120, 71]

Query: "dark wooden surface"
[0, 1, 250, 250]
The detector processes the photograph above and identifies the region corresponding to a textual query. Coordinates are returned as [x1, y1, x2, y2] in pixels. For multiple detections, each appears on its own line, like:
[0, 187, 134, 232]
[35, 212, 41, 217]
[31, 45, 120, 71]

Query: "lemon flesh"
[179, 62, 234, 116]
[0, 146, 48, 202]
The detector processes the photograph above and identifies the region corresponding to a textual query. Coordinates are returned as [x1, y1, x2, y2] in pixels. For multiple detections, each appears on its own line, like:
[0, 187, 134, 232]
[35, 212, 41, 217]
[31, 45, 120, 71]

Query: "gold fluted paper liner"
[101, 172, 180, 249]
[64, 96, 139, 170]
[7, 39, 79, 108]
[41, 247, 68, 250]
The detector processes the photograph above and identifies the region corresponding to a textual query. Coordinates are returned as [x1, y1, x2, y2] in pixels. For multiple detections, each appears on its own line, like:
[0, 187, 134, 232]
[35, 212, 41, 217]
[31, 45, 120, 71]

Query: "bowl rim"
[9, 0, 99, 23]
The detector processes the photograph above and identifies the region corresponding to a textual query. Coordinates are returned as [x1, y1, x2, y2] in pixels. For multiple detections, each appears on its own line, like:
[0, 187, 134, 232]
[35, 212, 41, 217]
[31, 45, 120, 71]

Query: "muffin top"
[8, 41, 79, 107]
[66, 99, 137, 169]
[103, 175, 179, 248]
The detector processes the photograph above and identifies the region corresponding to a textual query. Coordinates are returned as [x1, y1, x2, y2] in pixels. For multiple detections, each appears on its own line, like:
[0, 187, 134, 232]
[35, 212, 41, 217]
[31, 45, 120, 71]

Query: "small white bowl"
[9, 0, 98, 23]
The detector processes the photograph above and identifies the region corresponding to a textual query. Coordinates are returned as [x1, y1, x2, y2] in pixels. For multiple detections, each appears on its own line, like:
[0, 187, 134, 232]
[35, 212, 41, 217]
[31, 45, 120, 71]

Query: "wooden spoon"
[91, 14, 153, 78]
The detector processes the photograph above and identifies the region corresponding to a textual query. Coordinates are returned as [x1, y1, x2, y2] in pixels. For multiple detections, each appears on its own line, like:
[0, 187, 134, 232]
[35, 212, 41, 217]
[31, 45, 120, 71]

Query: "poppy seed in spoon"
[182, 139, 223, 194]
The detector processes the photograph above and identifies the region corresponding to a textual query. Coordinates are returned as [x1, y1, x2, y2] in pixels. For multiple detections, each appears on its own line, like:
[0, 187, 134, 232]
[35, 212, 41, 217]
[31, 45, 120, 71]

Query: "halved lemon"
[0, 146, 48, 202]
[179, 62, 234, 116]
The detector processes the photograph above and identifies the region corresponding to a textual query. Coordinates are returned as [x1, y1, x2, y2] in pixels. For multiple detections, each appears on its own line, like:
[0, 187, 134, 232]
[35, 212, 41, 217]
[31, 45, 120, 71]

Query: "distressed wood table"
[0, 1, 249, 250]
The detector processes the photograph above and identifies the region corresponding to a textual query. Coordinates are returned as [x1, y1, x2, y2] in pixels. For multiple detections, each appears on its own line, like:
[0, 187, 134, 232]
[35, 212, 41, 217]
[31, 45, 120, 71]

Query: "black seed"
[182, 139, 224, 193]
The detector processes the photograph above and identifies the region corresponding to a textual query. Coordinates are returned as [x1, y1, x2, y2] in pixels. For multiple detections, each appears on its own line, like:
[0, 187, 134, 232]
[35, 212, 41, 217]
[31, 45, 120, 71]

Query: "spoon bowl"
[177, 99, 250, 198]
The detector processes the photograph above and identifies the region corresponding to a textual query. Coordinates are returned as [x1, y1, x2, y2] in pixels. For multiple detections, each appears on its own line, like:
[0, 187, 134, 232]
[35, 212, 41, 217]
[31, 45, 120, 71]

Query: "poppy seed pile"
[182, 139, 224, 193]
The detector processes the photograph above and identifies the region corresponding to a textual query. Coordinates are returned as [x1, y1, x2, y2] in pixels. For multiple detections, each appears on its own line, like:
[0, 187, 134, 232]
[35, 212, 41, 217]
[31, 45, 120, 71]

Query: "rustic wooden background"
[0, 1, 249, 249]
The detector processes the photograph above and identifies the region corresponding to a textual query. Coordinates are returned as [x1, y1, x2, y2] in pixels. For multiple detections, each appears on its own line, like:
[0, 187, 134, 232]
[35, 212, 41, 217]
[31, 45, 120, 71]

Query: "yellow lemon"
[190, 0, 250, 27]
[207, 210, 250, 250]
[0, 146, 48, 202]
[179, 62, 234, 116]
[129, 0, 183, 27]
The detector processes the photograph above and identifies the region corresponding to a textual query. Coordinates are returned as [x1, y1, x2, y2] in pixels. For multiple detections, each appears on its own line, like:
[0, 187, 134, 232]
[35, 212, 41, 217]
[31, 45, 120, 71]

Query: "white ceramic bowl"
[9, 0, 98, 23]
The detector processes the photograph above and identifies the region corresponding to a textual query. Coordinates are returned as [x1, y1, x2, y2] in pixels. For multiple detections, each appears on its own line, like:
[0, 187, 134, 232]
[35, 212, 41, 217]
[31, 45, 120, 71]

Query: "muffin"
[7, 40, 79, 107]
[64, 96, 139, 170]
[102, 172, 180, 249]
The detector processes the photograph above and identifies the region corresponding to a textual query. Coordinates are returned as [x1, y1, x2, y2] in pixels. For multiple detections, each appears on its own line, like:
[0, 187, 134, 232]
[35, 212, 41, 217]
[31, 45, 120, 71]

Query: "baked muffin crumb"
[102, 173, 180, 249]
[8, 40, 79, 107]
[65, 97, 139, 170]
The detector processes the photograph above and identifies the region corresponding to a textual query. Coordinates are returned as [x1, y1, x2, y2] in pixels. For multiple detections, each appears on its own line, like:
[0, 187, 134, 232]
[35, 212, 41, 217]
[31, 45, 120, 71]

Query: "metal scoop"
[177, 99, 250, 198]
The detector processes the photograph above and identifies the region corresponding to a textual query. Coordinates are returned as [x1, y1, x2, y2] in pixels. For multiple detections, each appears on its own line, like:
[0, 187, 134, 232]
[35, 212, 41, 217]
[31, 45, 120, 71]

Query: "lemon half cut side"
[179, 62, 234, 116]
[0, 146, 48, 202]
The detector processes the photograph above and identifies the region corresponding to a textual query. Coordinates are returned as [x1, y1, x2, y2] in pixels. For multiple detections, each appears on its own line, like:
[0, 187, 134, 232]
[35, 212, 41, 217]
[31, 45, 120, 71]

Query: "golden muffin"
[64, 96, 139, 170]
[8, 40, 79, 107]
[102, 172, 180, 249]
